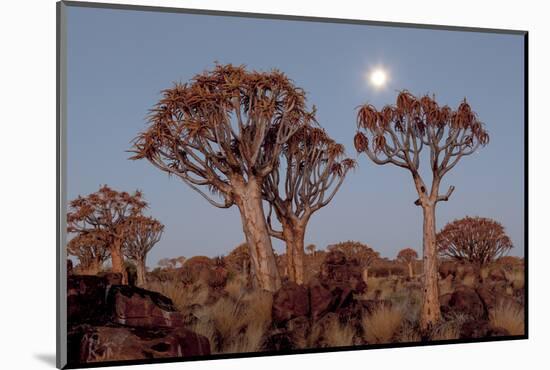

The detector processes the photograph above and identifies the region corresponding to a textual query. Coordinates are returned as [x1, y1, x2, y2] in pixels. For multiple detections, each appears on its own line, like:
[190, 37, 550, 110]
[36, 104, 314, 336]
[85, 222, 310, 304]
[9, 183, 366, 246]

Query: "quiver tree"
[67, 185, 147, 284]
[123, 215, 164, 286]
[224, 242, 251, 277]
[131, 64, 314, 292]
[67, 231, 109, 275]
[354, 91, 489, 331]
[327, 241, 379, 283]
[437, 216, 513, 267]
[397, 247, 419, 278]
[263, 125, 355, 284]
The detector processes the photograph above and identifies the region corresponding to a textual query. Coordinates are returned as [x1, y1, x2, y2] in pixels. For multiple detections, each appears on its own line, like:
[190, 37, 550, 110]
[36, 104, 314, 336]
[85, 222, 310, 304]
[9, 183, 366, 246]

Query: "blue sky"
[66, 6, 525, 266]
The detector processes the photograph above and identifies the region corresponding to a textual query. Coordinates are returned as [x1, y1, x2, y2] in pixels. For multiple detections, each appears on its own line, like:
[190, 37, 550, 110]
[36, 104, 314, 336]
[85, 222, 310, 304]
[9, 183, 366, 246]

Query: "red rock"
[272, 282, 310, 325]
[108, 285, 185, 328]
[79, 326, 210, 363]
[443, 286, 485, 320]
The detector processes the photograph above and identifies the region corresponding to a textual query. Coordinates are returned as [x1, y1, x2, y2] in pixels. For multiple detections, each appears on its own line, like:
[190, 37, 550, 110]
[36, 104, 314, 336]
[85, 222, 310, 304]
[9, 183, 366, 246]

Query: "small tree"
[131, 64, 314, 292]
[67, 185, 147, 284]
[67, 231, 110, 275]
[397, 247, 419, 278]
[123, 215, 164, 286]
[437, 216, 513, 266]
[306, 244, 317, 255]
[354, 91, 489, 331]
[328, 241, 379, 282]
[263, 125, 355, 284]
[158, 258, 176, 269]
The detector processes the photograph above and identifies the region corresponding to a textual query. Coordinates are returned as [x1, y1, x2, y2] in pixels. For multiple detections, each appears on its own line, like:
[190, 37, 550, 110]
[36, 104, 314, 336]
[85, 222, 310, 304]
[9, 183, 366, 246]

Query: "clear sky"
[66, 5, 525, 267]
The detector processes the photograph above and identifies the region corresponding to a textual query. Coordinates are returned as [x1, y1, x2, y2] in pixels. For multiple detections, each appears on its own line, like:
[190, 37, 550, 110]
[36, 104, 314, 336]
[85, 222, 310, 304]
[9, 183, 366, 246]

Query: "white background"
[0, 0, 546, 368]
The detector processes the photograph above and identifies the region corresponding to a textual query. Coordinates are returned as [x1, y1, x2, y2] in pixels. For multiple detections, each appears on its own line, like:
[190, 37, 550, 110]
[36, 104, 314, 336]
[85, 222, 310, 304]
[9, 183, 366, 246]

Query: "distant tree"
[131, 64, 315, 292]
[67, 231, 109, 275]
[354, 91, 489, 331]
[123, 215, 164, 286]
[306, 244, 317, 255]
[263, 125, 355, 284]
[174, 256, 187, 268]
[158, 258, 175, 269]
[328, 241, 379, 282]
[397, 247, 419, 278]
[67, 185, 147, 284]
[225, 242, 251, 276]
[437, 216, 513, 266]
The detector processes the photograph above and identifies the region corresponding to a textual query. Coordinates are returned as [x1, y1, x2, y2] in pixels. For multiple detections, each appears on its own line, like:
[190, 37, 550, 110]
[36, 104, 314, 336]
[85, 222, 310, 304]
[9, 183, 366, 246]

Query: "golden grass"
[430, 313, 469, 341]
[144, 280, 209, 311]
[490, 301, 525, 336]
[362, 305, 404, 344]
[323, 320, 355, 347]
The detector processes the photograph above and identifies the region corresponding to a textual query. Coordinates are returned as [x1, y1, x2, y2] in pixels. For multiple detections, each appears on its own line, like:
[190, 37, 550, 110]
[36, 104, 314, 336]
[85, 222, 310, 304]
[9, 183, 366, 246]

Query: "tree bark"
[110, 238, 128, 284]
[408, 262, 414, 278]
[135, 257, 147, 287]
[362, 266, 369, 285]
[234, 177, 281, 292]
[282, 221, 305, 285]
[419, 203, 441, 332]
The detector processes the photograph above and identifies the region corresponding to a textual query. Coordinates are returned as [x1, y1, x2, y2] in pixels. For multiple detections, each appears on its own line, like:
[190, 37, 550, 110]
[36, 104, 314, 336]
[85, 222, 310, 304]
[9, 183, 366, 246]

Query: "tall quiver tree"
[67, 231, 110, 275]
[123, 215, 164, 286]
[131, 64, 314, 292]
[263, 126, 355, 284]
[354, 91, 489, 332]
[397, 247, 419, 278]
[67, 186, 147, 284]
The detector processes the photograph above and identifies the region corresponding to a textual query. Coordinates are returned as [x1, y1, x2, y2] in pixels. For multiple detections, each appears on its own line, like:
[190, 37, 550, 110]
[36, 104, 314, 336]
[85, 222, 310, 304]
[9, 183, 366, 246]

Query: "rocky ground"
[67, 251, 525, 365]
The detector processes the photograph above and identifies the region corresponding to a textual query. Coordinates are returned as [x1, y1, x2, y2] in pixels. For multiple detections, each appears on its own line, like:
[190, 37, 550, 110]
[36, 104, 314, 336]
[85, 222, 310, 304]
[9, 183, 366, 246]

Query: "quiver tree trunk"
[281, 221, 306, 285]
[135, 258, 147, 287]
[234, 178, 281, 292]
[419, 204, 440, 332]
[110, 239, 128, 284]
[408, 263, 414, 278]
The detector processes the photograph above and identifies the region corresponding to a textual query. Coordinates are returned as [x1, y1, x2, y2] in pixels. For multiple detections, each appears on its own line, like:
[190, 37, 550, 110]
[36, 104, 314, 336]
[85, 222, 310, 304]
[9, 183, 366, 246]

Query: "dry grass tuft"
[144, 280, 209, 311]
[362, 305, 404, 344]
[430, 313, 469, 341]
[323, 320, 356, 347]
[490, 301, 525, 335]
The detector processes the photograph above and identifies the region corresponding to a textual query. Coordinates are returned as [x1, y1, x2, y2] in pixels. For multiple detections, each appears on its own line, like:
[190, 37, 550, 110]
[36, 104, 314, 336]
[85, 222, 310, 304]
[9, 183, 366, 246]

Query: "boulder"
[459, 320, 510, 339]
[108, 285, 185, 328]
[318, 251, 366, 293]
[441, 286, 485, 320]
[308, 278, 334, 321]
[272, 282, 310, 326]
[68, 275, 109, 325]
[79, 326, 210, 363]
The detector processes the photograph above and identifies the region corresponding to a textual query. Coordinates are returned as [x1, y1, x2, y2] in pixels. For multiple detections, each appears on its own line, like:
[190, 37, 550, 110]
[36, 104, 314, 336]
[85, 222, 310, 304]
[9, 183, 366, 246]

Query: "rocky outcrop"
[108, 285, 185, 328]
[67, 274, 210, 366]
[79, 326, 210, 363]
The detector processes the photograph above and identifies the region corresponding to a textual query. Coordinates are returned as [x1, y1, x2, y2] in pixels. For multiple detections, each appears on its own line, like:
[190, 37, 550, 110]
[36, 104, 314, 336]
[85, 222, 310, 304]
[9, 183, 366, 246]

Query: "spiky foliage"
[130, 63, 313, 208]
[67, 185, 147, 282]
[123, 216, 164, 259]
[397, 248, 418, 264]
[437, 216, 513, 266]
[264, 125, 355, 226]
[328, 241, 380, 269]
[67, 231, 110, 273]
[354, 91, 489, 189]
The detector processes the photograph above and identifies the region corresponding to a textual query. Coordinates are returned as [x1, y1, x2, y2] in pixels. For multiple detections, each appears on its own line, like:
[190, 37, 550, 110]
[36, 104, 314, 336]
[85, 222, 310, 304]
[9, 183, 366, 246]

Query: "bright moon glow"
[369, 69, 388, 88]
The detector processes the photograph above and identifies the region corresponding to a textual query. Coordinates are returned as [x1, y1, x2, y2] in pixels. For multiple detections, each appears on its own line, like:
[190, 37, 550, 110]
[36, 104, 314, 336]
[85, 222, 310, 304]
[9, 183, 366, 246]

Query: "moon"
[369, 68, 388, 88]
